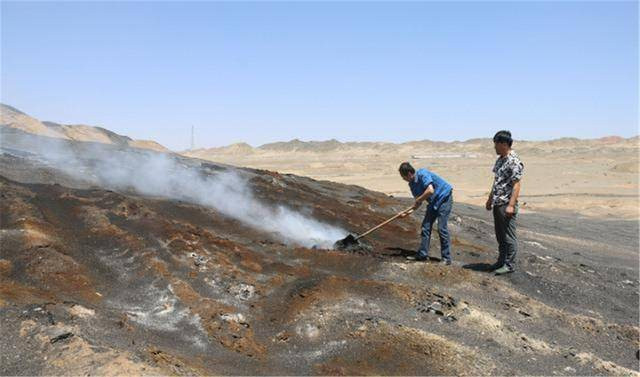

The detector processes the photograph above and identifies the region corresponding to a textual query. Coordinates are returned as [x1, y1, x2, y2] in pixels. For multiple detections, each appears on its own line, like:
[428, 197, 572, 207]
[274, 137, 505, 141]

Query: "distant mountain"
[189, 142, 255, 156]
[185, 134, 638, 158]
[259, 138, 346, 152]
[0, 104, 168, 152]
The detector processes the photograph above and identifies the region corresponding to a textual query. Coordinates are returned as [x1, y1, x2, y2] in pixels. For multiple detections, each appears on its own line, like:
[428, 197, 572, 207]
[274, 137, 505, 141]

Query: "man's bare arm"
[485, 183, 494, 210]
[508, 180, 521, 206]
[505, 180, 521, 217]
[414, 184, 435, 209]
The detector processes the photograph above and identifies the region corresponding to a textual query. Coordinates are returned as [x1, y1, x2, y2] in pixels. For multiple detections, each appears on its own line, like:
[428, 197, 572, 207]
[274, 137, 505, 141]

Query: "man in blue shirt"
[399, 162, 453, 265]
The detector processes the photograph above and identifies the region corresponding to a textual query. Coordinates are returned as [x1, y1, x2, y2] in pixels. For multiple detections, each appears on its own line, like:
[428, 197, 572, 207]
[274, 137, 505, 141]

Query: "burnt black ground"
[1, 128, 638, 375]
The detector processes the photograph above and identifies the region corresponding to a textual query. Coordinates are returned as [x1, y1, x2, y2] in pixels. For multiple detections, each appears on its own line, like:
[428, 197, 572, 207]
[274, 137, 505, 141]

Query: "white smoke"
[2, 131, 346, 248]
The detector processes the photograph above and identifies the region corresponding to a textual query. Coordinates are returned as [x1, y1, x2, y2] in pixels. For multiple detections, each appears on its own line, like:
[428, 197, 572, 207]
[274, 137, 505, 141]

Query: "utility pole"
[190, 125, 195, 150]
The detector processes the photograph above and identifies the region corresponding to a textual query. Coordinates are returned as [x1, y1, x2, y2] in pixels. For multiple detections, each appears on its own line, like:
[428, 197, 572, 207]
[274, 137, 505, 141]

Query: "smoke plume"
[2, 130, 346, 248]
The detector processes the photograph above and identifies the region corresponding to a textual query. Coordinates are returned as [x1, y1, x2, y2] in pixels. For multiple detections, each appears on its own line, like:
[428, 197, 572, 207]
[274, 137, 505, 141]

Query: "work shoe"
[494, 266, 514, 275]
[406, 255, 427, 262]
[440, 259, 452, 266]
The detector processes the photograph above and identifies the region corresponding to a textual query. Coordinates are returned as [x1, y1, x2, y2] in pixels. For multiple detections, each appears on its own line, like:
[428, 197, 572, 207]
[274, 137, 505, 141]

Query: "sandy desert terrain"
[185, 137, 639, 220]
[1, 127, 639, 375]
[1, 107, 638, 375]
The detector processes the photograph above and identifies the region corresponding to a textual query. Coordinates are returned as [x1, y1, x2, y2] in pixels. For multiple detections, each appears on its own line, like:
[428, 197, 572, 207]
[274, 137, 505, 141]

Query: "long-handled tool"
[334, 205, 415, 250]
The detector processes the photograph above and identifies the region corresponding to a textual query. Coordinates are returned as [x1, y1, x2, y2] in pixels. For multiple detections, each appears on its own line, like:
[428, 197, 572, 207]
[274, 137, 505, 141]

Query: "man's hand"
[485, 198, 492, 211]
[399, 208, 414, 218]
[505, 204, 515, 217]
[412, 199, 423, 210]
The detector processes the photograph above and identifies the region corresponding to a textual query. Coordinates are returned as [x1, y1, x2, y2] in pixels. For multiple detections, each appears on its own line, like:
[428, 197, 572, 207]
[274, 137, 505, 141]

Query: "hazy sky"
[2, 1, 638, 151]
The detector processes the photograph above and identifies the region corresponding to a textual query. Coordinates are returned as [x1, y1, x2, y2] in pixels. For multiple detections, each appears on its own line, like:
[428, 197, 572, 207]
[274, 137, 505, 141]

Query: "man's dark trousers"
[493, 204, 518, 269]
[417, 194, 453, 261]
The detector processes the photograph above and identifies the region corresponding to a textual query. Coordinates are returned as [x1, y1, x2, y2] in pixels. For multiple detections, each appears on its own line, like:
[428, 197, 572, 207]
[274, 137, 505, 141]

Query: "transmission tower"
[190, 125, 195, 150]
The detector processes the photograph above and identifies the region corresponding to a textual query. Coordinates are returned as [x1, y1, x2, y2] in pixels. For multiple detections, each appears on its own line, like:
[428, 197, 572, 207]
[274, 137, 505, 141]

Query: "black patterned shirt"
[491, 151, 524, 206]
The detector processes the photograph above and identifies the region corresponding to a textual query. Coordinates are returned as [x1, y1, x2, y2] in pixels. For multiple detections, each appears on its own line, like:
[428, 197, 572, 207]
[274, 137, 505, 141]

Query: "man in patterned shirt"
[486, 130, 524, 275]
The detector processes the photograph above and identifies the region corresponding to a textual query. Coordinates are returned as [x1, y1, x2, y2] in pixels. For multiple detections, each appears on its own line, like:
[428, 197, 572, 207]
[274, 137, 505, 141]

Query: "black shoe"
[406, 255, 427, 262]
[440, 259, 452, 266]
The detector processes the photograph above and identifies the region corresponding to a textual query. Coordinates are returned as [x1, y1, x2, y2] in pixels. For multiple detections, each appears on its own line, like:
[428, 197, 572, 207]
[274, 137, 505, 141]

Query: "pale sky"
[2, 1, 638, 151]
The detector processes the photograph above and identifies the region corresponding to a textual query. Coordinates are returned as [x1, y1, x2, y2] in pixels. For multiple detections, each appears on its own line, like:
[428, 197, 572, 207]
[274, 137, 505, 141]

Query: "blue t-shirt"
[409, 168, 453, 211]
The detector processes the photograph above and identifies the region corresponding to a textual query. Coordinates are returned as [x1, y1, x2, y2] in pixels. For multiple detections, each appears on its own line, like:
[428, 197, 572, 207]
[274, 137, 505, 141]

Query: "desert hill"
[0, 104, 168, 152]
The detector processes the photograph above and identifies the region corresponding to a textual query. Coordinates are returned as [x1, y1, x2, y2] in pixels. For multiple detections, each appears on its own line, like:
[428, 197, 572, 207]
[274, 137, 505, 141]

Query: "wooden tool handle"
[355, 206, 415, 240]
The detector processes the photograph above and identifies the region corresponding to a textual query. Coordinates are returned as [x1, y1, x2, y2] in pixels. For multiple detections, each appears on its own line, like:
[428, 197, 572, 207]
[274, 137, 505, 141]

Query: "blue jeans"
[417, 193, 453, 261]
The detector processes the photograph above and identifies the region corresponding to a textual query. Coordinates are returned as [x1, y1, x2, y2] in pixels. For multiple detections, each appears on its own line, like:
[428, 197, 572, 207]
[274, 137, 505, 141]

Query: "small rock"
[69, 304, 95, 318]
[518, 309, 532, 317]
[50, 332, 74, 344]
[579, 263, 596, 273]
[564, 367, 576, 373]
[443, 315, 457, 322]
[230, 283, 255, 300]
[194, 256, 207, 266]
[296, 323, 320, 339]
[275, 331, 290, 342]
[427, 302, 445, 316]
[221, 313, 247, 325]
